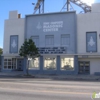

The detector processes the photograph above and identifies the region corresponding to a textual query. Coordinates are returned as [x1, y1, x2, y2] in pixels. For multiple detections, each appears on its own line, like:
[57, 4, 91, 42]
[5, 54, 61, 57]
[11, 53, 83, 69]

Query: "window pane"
[44, 57, 56, 70]
[45, 35, 54, 46]
[4, 59, 7, 61]
[8, 66, 12, 69]
[29, 58, 39, 69]
[61, 57, 74, 70]
[32, 36, 39, 47]
[8, 62, 12, 65]
[12, 66, 16, 69]
[4, 62, 7, 65]
[4, 66, 7, 69]
[8, 59, 12, 61]
[61, 34, 70, 45]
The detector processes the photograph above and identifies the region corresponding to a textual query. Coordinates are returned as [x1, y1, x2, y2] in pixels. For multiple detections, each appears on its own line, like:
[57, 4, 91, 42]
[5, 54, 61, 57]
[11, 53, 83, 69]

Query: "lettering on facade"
[36, 21, 63, 32]
[43, 21, 63, 32]
[37, 47, 67, 54]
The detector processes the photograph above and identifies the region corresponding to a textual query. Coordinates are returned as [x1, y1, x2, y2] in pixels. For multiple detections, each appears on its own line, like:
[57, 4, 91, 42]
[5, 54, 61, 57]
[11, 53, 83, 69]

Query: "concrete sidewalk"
[0, 71, 100, 81]
[34, 74, 100, 81]
[0, 71, 24, 76]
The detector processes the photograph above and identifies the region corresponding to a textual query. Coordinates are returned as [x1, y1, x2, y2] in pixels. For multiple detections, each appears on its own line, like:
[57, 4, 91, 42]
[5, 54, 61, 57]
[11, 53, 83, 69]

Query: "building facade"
[2, 3, 100, 75]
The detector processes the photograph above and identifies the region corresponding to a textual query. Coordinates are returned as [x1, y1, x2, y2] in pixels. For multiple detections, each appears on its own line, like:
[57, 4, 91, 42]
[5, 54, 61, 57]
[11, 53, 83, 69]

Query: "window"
[61, 34, 70, 46]
[86, 32, 97, 52]
[4, 58, 12, 69]
[79, 61, 90, 74]
[4, 58, 17, 70]
[29, 58, 39, 69]
[10, 35, 18, 53]
[45, 35, 54, 46]
[44, 57, 56, 70]
[12, 58, 17, 69]
[61, 57, 74, 70]
[31, 36, 39, 47]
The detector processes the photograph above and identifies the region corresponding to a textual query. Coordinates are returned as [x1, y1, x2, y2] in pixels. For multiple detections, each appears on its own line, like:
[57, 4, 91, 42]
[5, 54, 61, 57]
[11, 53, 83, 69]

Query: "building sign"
[26, 12, 76, 54]
[43, 21, 63, 32]
[37, 21, 63, 32]
[38, 47, 67, 54]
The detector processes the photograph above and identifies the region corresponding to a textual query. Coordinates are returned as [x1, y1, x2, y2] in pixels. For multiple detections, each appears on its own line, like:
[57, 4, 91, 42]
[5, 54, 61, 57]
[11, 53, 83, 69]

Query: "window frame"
[31, 36, 39, 47]
[61, 34, 70, 46]
[43, 56, 57, 70]
[29, 57, 40, 70]
[60, 56, 74, 71]
[86, 32, 97, 52]
[45, 35, 54, 47]
[10, 35, 18, 53]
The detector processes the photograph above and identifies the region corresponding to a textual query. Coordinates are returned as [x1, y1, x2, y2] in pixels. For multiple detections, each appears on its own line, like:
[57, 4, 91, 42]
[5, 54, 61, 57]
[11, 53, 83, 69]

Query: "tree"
[0, 48, 3, 55]
[19, 39, 40, 75]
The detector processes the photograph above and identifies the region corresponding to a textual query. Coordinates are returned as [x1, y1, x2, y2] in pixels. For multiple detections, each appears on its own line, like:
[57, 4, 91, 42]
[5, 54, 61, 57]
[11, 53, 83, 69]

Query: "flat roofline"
[25, 11, 76, 17]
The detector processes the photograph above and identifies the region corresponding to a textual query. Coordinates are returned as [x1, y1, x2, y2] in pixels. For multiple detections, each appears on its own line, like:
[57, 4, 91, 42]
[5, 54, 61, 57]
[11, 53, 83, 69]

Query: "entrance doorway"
[17, 59, 24, 71]
[78, 61, 90, 74]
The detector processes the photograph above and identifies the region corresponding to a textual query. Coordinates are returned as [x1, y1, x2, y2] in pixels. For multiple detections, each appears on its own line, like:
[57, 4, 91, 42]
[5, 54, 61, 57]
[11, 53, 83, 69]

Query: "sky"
[0, 0, 100, 48]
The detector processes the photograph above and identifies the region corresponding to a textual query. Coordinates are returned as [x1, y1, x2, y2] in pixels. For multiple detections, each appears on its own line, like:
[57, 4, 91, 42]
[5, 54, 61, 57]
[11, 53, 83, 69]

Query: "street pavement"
[0, 78, 100, 100]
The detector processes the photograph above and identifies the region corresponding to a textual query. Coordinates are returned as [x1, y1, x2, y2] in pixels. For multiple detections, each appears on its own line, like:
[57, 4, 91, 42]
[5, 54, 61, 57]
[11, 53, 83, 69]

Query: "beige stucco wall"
[79, 58, 100, 75]
[3, 11, 25, 55]
[91, 3, 100, 13]
[77, 3, 100, 54]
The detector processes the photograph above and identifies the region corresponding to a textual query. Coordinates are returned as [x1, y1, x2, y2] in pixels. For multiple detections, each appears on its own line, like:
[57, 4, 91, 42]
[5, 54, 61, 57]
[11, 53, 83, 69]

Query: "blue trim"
[23, 57, 27, 74]
[1, 56, 4, 71]
[0, 55, 1, 65]
[27, 55, 78, 75]
[94, 72, 100, 76]
[40, 56, 43, 74]
[74, 55, 78, 74]
[57, 55, 60, 74]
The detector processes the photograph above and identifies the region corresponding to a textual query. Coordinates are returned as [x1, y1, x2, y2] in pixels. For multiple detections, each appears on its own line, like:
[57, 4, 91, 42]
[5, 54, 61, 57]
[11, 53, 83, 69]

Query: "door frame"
[78, 61, 90, 74]
[17, 59, 24, 71]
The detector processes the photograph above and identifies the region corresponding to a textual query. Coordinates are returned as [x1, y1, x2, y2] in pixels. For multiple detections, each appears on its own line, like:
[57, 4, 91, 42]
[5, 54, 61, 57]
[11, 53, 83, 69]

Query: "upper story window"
[45, 35, 54, 47]
[10, 35, 18, 53]
[86, 32, 97, 52]
[61, 34, 70, 46]
[31, 36, 39, 47]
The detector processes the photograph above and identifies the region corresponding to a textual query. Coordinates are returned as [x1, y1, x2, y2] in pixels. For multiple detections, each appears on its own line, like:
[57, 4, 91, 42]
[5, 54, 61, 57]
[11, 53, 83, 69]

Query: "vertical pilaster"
[23, 57, 27, 74]
[57, 55, 60, 74]
[40, 56, 43, 74]
[74, 55, 78, 74]
[1, 56, 4, 71]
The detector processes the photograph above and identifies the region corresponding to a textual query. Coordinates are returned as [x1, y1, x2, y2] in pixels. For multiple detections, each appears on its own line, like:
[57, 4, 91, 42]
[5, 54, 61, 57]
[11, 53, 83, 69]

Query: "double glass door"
[17, 59, 23, 71]
[78, 61, 90, 74]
